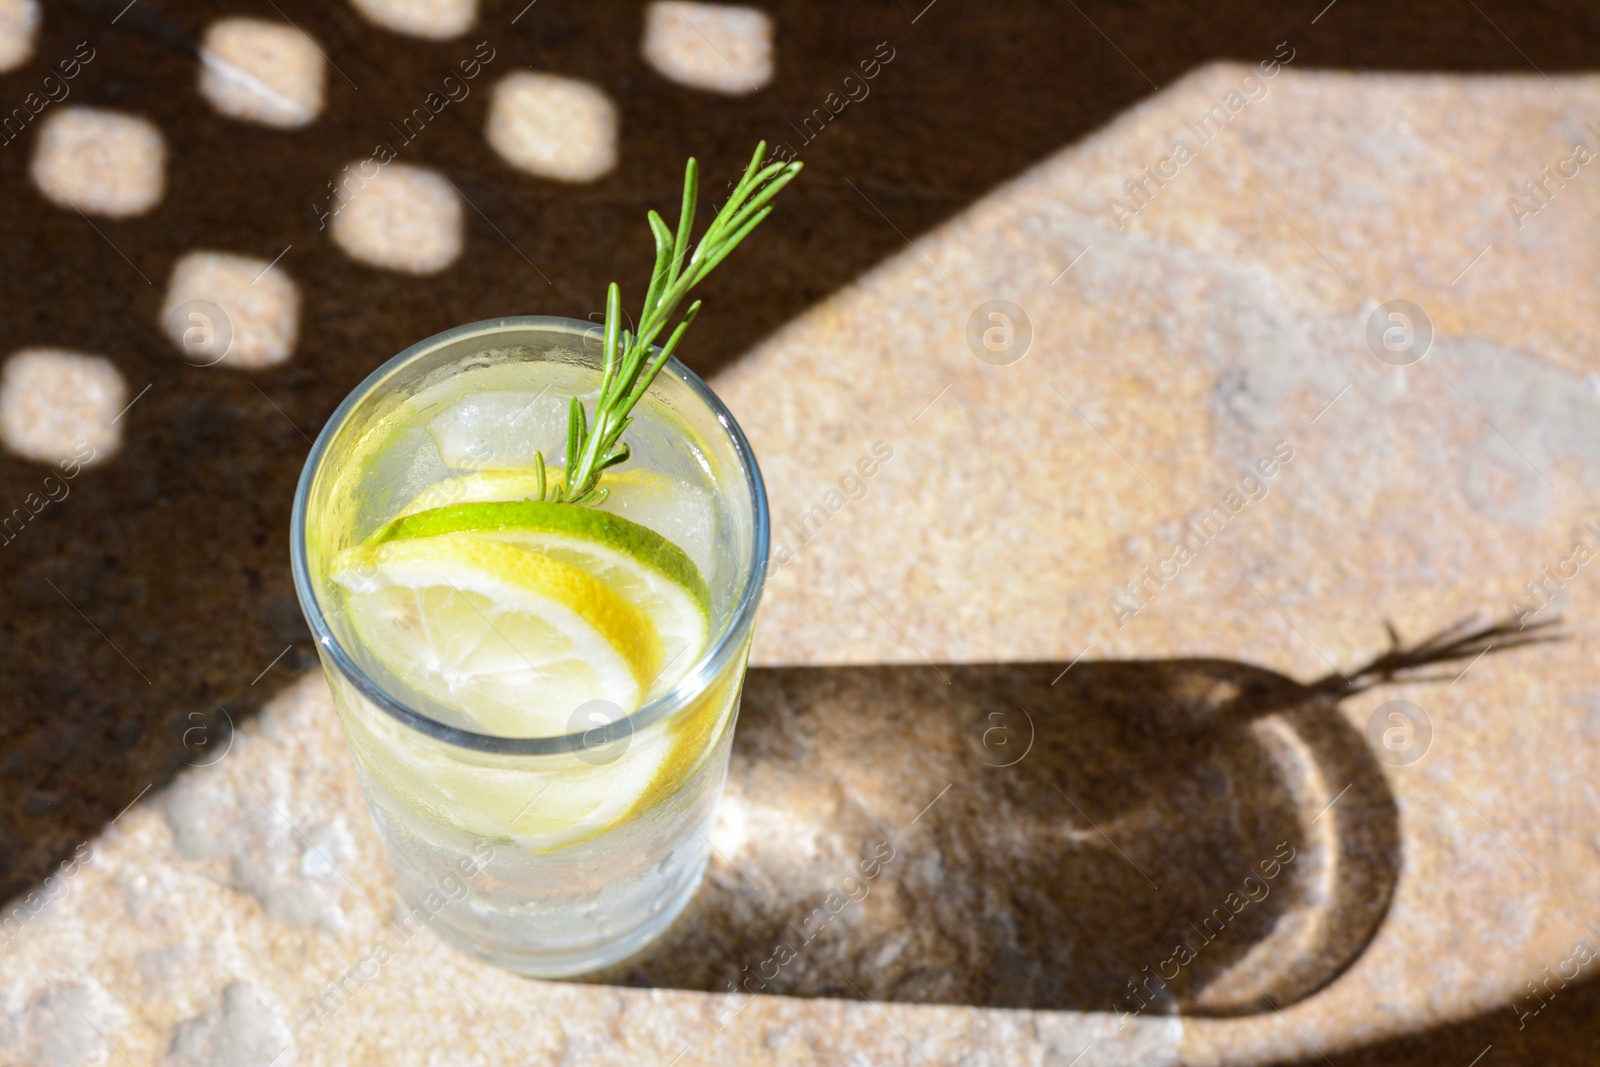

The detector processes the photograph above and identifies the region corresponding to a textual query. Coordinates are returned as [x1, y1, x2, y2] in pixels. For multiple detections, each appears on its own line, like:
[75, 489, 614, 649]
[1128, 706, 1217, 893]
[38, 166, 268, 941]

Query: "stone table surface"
[3, 2, 1600, 1065]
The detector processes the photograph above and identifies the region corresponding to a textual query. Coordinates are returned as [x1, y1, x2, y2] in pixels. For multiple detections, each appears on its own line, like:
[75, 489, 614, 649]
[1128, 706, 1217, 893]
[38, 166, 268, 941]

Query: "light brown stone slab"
[715, 64, 1600, 1064]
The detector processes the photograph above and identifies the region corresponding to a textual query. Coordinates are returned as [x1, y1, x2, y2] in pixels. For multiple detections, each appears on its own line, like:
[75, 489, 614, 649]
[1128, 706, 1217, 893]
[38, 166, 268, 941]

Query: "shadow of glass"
[593, 619, 1554, 1014]
[586, 654, 1398, 1013]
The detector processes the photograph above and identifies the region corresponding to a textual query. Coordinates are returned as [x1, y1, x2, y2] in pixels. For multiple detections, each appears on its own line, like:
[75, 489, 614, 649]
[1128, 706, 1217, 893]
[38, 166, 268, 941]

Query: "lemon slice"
[330, 496, 720, 854]
[329, 519, 733, 854]
[342, 654, 744, 854]
[332, 532, 661, 736]
[361, 713, 683, 850]
[372, 500, 711, 700]
[398, 468, 561, 514]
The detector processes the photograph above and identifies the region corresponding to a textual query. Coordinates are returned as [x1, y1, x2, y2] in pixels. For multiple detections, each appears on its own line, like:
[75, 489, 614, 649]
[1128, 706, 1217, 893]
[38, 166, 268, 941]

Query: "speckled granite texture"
[3, 2, 1600, 1065]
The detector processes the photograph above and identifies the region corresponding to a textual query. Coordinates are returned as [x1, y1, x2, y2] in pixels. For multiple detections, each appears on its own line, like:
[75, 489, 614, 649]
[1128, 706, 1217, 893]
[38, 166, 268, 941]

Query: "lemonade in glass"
[291, 148, 796, 975]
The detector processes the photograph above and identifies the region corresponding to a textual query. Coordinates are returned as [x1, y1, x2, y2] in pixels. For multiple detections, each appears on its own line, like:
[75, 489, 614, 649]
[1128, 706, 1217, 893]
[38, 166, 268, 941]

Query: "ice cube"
[427, 390, 569, 470]
[598, 471, 717, 580]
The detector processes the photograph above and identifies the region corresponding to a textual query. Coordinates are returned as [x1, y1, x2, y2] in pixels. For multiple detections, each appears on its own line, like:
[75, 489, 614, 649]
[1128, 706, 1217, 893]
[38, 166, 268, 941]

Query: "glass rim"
[290, 314, 770, 756]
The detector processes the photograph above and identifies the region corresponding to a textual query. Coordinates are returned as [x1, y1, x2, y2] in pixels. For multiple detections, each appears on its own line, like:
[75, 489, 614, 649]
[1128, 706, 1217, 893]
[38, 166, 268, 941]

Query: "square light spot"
[199, 18, 326, 129]
[329, 162, 464, 275]
[0, 0, 40, 74]
[642, 2, 774, 95]
[0, 349, 125, 467]
[162, 251, 300, 370]
[349, 0, 475, 39]
[31, 107, 166, 218]
[485, 72, 618, 183]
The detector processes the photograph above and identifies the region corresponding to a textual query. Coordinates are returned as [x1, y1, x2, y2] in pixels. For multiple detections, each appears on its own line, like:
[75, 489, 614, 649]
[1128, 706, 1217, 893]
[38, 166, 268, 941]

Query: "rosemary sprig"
[541, 142, 802, 506]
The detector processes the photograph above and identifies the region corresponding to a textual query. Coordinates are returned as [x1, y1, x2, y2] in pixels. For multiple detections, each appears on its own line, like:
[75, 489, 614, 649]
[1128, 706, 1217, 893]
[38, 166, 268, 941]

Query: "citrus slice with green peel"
[331, 532, 662, 736]
[372, 500, 711, 701]
[400, 467, 716, 572]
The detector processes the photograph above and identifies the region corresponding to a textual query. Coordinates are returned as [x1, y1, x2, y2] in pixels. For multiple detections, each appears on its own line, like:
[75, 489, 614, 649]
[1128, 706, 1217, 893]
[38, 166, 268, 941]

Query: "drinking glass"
[291, 316, 767, 976]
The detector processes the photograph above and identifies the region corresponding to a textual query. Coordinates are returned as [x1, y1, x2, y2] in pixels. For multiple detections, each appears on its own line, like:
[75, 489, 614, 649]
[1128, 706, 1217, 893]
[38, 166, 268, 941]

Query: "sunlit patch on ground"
[485, 72, 619, 183]
[642, 2, 774, 95]
[0, 349, 125, 467]
[0, 0, 40, 74]
[348, 0, 476, 40]
[329, 161, 464, 275]
[31, 106, 165, 218]
[199, 17, 327, 129]
[162, 251, 301, 370]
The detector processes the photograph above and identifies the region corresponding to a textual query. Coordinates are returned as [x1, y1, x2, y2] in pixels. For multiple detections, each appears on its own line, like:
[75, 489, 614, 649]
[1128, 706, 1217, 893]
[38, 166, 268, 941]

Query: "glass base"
[417, 855, 708, 978]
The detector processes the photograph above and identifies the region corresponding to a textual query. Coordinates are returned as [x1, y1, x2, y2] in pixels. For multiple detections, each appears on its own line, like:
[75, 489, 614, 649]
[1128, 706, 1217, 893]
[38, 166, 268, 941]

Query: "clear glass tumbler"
[291, 317, 768, 977]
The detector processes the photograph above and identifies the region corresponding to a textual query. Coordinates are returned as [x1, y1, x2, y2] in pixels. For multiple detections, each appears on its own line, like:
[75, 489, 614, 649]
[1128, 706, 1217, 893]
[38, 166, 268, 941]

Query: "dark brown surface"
[0, 0, 1597, 1052]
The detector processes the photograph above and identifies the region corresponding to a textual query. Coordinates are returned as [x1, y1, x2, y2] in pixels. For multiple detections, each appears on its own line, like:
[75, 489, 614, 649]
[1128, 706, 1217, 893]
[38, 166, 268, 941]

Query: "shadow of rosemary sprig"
[1309, 614, 1565, 696]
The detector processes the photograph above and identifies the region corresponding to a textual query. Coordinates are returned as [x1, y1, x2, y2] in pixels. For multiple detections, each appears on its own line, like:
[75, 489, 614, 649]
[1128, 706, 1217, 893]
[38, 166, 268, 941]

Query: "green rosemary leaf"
[601, 283, 621, 391]
[565, 395, 583, 475]
[699, 207, 773, 277]
[546, 143, 801, 505]
[714, 143, 768, 224]
[626, 302, 701, 411]
[722, 165, 799, 233]
[642, 210, 674, 320]
[707, 161, 791, 245]
[672, 157, 699, 277]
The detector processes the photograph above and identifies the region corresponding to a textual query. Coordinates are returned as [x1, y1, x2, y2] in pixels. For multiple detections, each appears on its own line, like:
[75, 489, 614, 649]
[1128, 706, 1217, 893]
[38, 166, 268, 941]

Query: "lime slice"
[398, 467, 717, 579]
[372, 500, 710, 700]
[331, 532, 662, 736]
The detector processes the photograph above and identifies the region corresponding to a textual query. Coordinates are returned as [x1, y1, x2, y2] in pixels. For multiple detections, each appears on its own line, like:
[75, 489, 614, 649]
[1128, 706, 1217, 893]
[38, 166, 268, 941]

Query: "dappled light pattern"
[0, 349, 124, 467]
[30, 106, 164, 217]
[485, 71, 619, 182]
[0, 0, 39, 74]
[348, 0, 476, 40]
[328, 161, 464, 275]
[642, 2, 774, 95]
[162, 252, 301, 370]
[199, 17, 327, 129]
